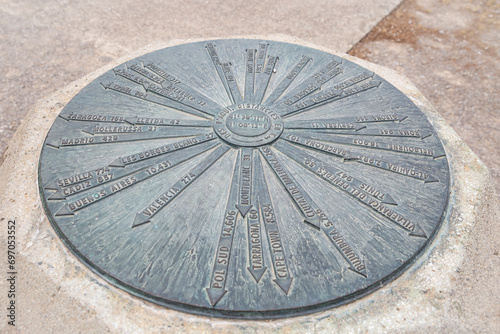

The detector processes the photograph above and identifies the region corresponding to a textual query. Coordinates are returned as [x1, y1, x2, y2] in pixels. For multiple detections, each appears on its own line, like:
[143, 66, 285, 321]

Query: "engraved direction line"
[265, 55, 312, 105]
[221, 62, 243, 104]
[253, 55, 278, 104]
[279, 77, 380, 118]
[54, 144, 226, 217]
[255, 153, 293, 294]
[132, 145, 231, 227]
[349, 154, 439, 183]
[236, 147, 253, 217]
[123, 116, 211, 127]
[336, 127, 430, 139]
[285, 121, 365, 131]
[206, 152, 241, 306]
[284, 113, 408, 131]
[117, 63, 222, 116]
[59, 113, 128, 123]
[80, 124, 206, 137]
[113, 67, 156, 87]
[108, 132, 216, 168]
[278, 59, 342, 106]
[246, 196, 267, 283]
[206, 43, 237, 104]
[144, 82, 219, 117]
[48, 141, 219, 200]
[315, 208, 367, 277]
[275, 140, 397, 205]
[280, 71, 374, 114]
[143, 63, 181, 85]
[128, 63, 166, 84]
[282, 133, 349, 158]
[46, 131, 202, 149]
[101, 82, 210, 119]
[259, 145, 321, 229]
[244, 48, 256, 102]
[285, 131, 444, 158]
[252, 43, 269, 103]
[275, 142, 426, 237]
[44, 167, 112, 190]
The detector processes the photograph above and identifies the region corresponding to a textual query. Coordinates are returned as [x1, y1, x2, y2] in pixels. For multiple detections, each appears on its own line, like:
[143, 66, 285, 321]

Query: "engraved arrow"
[284, 130, 444, 158]
[144, 82, 220, 117]
[206, 152, 241, 306]
[259, 146, 321, 229]
[46, 130, 202, 149]
[276, 71, 376, 117]
[128, 63, 166, 85]
[205, 43, 243, 105]
[48, 141, 219, 200]
[54, 144, 228, 218]
[265, 55, 312, 104]
[275, 141, 398, 205]
[123, 116, 211, 127]
[113, 67, 152, 87]
[276, 59, 342, 106]
[255, 153, 293, 294]
[253, 55, 278, 104]
[315, 208, 367, 277]
[246, 197, 267, 283]
[244, 48, 256, 101]
[285, 120, 365, 131]
[279, 78, 380, 118]
[347, 154, 439, 183]
[101, 81, 212, 119]
[108, 132, 216, 168]
[222, 62, 243, 104]
[43, 167, 111, 190]
[284, 113, 407, 130]
[80, 125, 203, 137]
[132, 145, 230, 227]
[59, 113, 125, 123]
[340, 127, 432, 139]
[274, 142, 426, 238]
[114, 64, 222, 115]
[235, 147, 253, 217]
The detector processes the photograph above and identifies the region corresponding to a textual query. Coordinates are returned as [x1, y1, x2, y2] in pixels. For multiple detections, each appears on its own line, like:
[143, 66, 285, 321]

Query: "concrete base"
[0, 36, 498, 333]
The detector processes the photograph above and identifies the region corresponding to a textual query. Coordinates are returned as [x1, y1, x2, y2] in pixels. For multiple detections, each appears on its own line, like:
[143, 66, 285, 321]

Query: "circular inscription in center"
[213, 104, 284, 147]
[226, 109, 271, 137]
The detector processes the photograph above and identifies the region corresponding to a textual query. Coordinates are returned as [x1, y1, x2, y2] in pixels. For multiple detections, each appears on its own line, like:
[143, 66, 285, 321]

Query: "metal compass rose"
[39, 39, 450, 319]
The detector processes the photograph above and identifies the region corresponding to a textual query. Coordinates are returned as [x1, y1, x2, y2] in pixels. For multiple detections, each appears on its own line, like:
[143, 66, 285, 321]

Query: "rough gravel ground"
[349, 0, 500, 203]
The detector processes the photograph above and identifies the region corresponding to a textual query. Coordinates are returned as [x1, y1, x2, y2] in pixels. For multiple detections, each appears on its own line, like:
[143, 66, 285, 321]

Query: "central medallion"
[213, 104, 284, 147]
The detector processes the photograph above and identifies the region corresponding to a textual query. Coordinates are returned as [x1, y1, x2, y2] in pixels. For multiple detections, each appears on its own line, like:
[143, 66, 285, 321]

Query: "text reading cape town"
[39, 39, 450, 319]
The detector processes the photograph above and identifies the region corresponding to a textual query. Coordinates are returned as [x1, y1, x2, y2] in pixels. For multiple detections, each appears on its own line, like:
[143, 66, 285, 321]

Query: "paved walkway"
[0, 0, 401, 164]
[350, 0, 500, 204]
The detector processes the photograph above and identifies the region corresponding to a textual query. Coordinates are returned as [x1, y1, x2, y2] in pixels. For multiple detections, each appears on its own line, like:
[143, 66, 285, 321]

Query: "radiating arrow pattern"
[40, 41, 448, 315]
[132, 145, 230, 227]
[206, 152, 241, 306]
[255, 153, 294, 294]
[236, 147, 253, 217]
[259, 145, 321, 229]
[274, 142, 427, 238]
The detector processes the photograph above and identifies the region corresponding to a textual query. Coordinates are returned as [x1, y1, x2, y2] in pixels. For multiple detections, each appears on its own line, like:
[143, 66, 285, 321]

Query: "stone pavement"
[349, 0, 500, 204]
[0, 0, 402, 165]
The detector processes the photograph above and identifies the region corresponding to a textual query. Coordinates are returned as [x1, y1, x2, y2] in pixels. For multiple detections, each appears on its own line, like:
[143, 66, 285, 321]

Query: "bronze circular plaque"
[39, 39, 450, 319]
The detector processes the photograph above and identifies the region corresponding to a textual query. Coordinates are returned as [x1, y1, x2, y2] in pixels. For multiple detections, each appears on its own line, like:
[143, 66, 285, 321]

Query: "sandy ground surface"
[350, 0, 500, 203]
